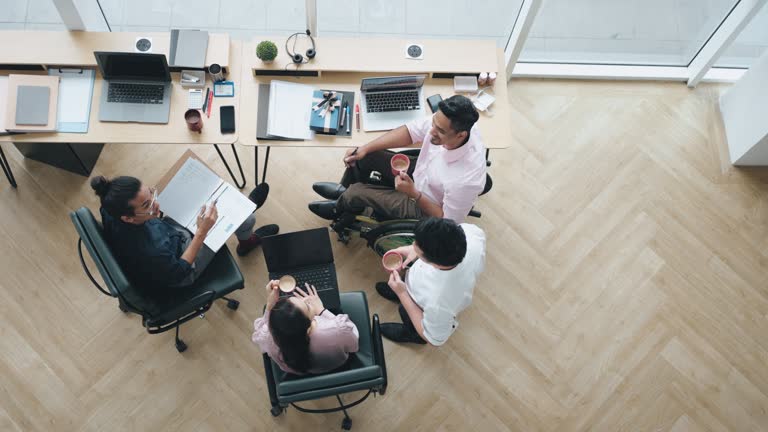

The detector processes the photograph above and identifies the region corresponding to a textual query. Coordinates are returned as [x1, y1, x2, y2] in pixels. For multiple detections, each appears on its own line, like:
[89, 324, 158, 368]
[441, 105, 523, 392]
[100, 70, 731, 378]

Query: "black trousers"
[398, 304, 422, 339]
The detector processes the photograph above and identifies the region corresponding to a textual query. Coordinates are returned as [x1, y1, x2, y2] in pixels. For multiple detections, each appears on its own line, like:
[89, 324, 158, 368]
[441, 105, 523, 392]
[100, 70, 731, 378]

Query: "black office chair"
[70, 207, 245, 353]
[263, 291, 387, 430]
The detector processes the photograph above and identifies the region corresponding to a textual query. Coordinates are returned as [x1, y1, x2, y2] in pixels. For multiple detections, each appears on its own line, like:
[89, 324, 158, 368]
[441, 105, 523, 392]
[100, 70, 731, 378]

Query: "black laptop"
[262, 228, 341, 312]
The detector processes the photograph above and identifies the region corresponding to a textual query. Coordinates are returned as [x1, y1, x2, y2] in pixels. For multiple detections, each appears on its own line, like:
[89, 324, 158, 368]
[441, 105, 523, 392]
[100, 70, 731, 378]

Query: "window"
[1, 0, 65, 30]
[518, 0, 740, 66]
[317, 0, 524, 48]
[100, 0, 306, 39]
[716, 1, 768, 67]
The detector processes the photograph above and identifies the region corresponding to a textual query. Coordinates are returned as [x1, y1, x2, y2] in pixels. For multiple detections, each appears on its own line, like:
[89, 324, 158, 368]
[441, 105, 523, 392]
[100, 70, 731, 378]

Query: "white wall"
[720, 48, 768, 165]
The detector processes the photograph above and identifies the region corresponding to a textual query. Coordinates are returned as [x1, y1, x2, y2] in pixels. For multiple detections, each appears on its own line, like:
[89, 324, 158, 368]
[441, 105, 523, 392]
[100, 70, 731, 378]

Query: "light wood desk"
[237, 36, 510, 185]
[0, 32, 243, 187]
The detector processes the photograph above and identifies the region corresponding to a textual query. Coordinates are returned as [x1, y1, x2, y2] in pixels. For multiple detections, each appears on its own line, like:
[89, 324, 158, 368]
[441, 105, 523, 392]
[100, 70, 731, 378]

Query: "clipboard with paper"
[157, 151, 257, 252]
[48, 68, 95, 133]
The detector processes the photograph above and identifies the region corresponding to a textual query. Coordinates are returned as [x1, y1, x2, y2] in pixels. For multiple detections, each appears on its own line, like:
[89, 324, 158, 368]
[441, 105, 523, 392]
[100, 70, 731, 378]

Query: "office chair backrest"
[70, 207, 144, 312]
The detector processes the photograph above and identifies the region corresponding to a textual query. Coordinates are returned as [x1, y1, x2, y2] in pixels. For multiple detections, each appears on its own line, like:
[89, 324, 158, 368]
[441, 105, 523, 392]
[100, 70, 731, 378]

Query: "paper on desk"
[49, 69, 95, 133]
[267, 80, 315, 140]
[158, 158, 256, 252]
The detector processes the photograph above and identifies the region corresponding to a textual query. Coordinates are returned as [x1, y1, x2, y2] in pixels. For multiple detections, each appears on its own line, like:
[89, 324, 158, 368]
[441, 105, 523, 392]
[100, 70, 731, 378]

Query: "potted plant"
[256, 40, 278, 63]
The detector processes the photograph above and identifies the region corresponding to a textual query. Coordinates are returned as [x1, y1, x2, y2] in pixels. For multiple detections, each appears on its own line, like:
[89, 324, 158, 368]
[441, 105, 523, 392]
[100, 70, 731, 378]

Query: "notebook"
[5, 74, 59, 133]
[169, 29, 209, 69]
[0, 76, 10, 135]
[266, 80, 315, 140]
[158, 154, 256, 252]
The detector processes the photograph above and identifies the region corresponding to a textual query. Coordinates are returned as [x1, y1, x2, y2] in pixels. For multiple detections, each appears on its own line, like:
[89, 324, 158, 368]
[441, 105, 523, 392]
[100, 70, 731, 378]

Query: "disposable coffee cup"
[278, 275, 297, 293]
[184, 109, 203, 133]
[382, 251, 403, 271]
[390, 154, 410, 176]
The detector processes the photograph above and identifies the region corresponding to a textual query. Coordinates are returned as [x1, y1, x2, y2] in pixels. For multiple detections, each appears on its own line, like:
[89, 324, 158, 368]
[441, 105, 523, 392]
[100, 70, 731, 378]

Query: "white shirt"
[405, 224, 486, 345]
[406, 117, 487, 224]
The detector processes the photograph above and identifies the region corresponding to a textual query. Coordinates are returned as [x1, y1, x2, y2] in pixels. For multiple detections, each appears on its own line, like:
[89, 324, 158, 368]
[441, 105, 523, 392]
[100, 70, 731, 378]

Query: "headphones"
[286, 30, 316, 64]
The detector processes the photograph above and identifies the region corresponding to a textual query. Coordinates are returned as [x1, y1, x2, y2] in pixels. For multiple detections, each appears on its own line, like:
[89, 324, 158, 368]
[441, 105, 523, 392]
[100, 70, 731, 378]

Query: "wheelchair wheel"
[370, 232, 416, 258]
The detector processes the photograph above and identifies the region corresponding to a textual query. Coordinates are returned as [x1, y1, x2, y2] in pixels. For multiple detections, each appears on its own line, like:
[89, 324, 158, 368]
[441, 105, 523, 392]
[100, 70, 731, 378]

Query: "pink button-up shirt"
[406, 116, 487, 223]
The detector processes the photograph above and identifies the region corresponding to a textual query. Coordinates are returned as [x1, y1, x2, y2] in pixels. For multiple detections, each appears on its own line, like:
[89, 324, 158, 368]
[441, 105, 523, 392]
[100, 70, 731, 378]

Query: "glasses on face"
[134, 187, 158, 216]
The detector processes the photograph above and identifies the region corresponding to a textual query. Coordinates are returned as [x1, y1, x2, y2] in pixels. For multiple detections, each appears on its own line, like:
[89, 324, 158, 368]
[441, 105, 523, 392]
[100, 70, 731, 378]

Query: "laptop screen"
[262, 228, 334, 273]
[361, 75, 426, 92]
[94, 52, 171, 82]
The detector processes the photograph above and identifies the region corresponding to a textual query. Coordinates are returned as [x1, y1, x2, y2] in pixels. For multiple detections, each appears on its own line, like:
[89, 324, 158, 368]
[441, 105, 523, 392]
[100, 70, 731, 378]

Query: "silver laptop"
[360, 75, 426, 132]
[94, 52, 172, 124]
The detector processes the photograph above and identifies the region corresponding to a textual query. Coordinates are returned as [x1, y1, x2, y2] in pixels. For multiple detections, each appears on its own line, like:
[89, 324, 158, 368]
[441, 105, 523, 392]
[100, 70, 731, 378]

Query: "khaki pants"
[337, 150, 423, 220]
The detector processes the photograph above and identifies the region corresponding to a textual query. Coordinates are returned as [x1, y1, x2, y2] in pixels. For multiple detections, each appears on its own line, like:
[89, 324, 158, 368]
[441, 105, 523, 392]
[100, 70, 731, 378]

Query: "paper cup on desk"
[184, 109, 203, 133]
[382, 251, 404, 271]
[390, 154, 410, 176]
[278, 275, 297, 294]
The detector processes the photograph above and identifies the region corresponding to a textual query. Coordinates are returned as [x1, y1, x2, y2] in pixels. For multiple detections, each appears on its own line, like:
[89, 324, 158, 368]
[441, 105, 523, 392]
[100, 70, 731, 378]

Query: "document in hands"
[158, 158, 256, 252]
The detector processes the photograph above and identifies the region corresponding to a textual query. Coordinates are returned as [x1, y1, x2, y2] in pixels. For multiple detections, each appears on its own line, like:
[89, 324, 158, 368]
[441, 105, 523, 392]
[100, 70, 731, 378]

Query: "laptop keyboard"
[107, 83, 165, 104]
[281, 265, 336, 293]
[366, 90, 420, 113]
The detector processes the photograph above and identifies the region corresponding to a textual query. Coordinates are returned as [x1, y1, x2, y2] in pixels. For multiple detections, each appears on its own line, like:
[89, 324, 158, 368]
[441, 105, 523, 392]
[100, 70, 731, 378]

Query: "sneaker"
[248, 183, 270, 209]
[375, 282, 400, 303]
[380, 323, 427, 344]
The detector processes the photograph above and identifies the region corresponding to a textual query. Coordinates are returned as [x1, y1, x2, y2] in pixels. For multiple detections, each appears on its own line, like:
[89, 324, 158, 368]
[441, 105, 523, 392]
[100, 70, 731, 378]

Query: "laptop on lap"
[262, 228, 342, 312]
[360, 75, 426, 131]
[94, 51, 172, 124]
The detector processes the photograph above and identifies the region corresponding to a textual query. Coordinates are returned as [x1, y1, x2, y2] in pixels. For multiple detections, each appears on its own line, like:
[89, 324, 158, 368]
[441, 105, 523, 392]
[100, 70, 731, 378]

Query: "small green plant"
[256, 40, 278, 62]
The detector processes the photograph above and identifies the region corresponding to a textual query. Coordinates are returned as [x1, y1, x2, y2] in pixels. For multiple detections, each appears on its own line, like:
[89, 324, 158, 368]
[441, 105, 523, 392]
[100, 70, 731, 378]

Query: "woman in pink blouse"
[252, 281, 359, 375]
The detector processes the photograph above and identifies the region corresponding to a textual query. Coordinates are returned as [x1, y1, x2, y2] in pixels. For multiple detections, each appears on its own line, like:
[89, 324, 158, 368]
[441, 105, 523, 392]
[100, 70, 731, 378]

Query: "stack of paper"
[267, 80, 315, 140]
[158, 158, 256, 252]
[49, 68, 95, 133]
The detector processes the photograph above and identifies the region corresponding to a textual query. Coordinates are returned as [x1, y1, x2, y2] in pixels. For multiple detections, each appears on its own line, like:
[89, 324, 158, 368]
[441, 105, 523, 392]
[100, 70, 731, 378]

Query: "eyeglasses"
[134, 187, 158, 216]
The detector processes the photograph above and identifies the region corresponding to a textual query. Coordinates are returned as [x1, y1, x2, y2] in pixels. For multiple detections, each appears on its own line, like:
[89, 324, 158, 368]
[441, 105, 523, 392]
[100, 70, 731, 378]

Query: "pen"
[206, 90, 214, 118]
[202, 87, 210, 113]
[346, 105, 351, 133]
[340, 101, 347, 127]
[355, 104, 360, 132]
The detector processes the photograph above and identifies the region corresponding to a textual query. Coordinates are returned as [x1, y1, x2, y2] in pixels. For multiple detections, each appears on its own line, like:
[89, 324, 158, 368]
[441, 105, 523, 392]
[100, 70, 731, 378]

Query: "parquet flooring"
[2, 79, 768, 431]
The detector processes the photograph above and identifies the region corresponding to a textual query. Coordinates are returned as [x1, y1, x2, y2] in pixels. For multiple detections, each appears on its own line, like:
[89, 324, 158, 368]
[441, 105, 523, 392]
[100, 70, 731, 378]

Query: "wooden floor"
[2, 79, 768, 432]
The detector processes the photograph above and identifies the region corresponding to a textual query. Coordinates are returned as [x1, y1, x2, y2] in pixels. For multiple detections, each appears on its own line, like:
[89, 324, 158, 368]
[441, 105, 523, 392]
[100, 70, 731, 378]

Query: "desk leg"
[262, 146, 271, 184]
[0, 146, 18, 188]
[214, 144, 246, 189]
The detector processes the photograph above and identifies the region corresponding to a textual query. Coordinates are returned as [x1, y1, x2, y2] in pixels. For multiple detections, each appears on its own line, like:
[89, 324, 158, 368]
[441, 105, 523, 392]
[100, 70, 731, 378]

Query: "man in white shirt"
[376, 217, 486, 345]
[308, 95, 487, 225]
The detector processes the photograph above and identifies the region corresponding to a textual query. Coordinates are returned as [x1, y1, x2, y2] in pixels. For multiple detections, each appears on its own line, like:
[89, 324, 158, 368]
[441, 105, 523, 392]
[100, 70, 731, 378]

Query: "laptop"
[360, 75, 426, 132]
[262, 228, 342, 312]
[94, 51, 172, 124]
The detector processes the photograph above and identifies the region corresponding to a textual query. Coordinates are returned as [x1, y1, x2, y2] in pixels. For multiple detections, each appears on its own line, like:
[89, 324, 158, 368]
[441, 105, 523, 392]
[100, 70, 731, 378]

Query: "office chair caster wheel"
[175, 339, 187, 353]
[341, 417, 352, 430]
[226, 299, 240, 310]
[270, 406, 282, 417]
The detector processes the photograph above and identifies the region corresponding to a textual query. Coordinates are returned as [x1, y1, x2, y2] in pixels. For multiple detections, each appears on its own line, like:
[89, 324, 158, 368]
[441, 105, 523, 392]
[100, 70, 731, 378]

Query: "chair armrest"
[143, 290, 216, 333]
[371, 314, 387, 392]
[262, 353, 280, 408]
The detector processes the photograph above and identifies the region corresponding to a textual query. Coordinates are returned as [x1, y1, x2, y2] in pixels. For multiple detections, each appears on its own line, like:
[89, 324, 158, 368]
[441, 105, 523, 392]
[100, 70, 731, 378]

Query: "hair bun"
[90, 175, 111, 198]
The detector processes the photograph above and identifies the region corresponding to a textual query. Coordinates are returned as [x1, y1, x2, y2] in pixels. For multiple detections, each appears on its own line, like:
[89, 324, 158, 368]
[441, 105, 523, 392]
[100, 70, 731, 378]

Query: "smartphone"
[220, 105, 235, 134]
[427, 94, 443, 113]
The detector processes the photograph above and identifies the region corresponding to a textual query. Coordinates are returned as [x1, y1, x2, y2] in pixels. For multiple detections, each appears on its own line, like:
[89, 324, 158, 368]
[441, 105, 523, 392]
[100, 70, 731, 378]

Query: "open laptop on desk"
[360, 75, 426, 131]
[262, 228, 342, 312]
[94, 52, 172, 124]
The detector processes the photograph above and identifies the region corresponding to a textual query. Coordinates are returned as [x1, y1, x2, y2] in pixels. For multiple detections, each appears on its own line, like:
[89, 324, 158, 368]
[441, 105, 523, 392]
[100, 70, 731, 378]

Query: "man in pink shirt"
[309, 95, 487, 225]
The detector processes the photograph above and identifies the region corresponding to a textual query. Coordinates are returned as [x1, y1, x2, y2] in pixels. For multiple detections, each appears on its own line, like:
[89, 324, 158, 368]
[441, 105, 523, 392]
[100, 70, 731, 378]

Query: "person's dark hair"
[437, 95, 479, 137]
[269, 297, 313, 373]
[414, 217, 467, 267]
[90, 175, 141, 219]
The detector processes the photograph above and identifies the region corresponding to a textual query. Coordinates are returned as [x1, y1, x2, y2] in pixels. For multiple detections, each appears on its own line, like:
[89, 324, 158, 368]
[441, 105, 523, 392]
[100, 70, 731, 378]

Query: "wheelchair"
[329, 149, 493, 258]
